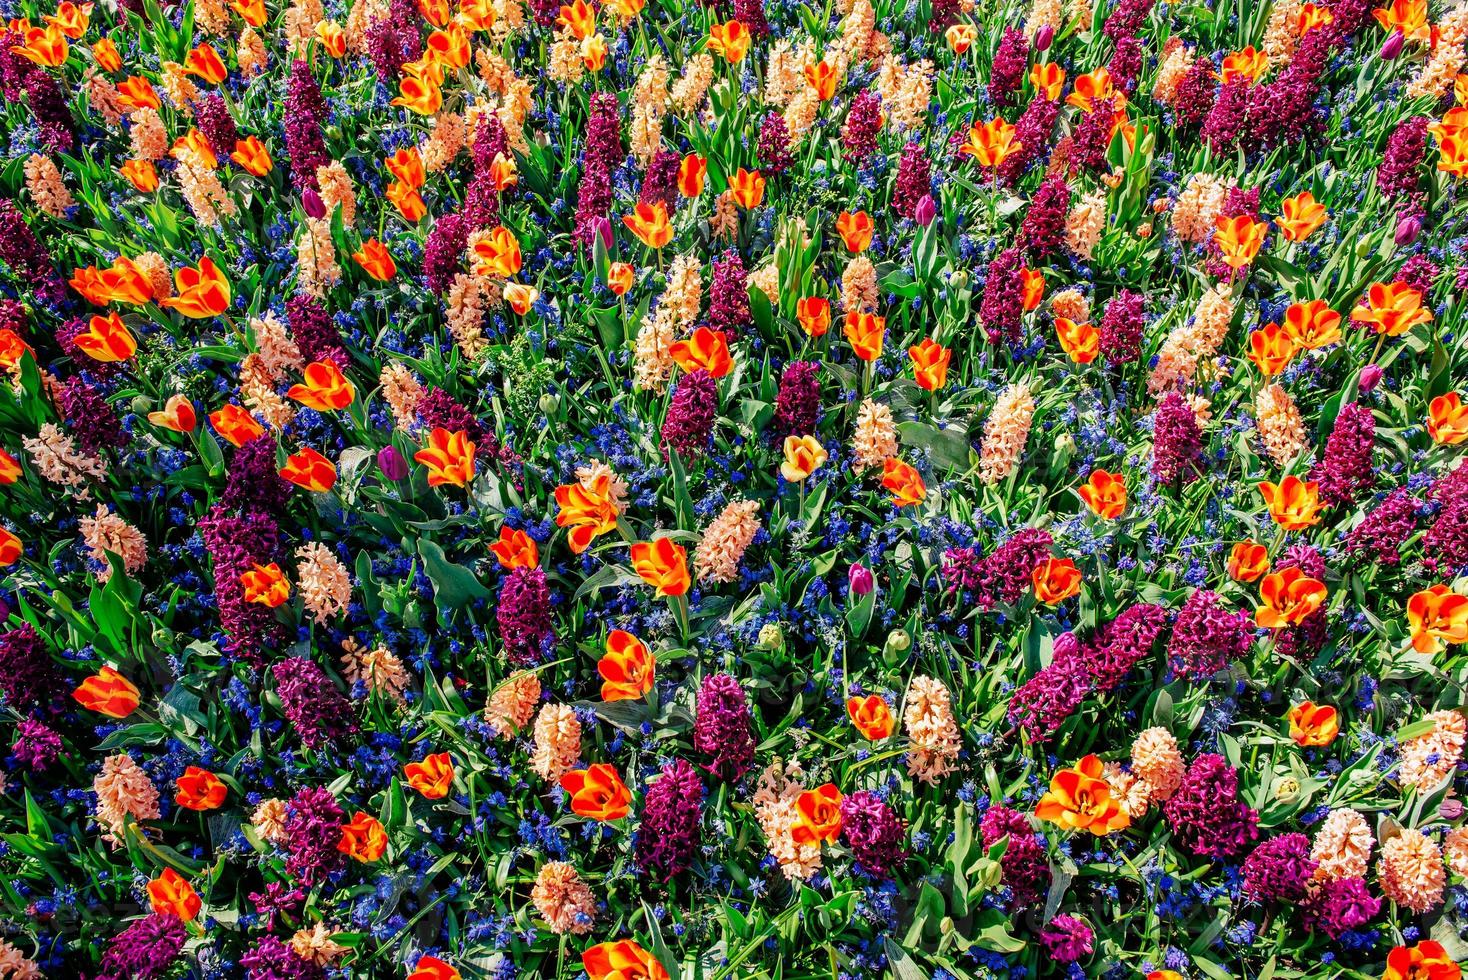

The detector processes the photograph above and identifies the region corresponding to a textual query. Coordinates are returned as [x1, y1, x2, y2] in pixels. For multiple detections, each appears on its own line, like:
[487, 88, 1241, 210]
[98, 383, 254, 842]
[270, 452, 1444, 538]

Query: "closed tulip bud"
[591, 215, 613, 251]
[1034, 23, 1054, 51]
[1394, 213, 1422, 245]
[758, 622, 784, 650]
[885, 628, 910, 654]
[848, 562, 874, 597]
[538, 393, 560, 415]
[1359, 364, 1384, 393]
[302, 187, 327, 219]
[1440, 799, 1465, 820]
[377, 445, 408, 481]
[1380, 28, 1405, 59]
[914, 194, 937, 226]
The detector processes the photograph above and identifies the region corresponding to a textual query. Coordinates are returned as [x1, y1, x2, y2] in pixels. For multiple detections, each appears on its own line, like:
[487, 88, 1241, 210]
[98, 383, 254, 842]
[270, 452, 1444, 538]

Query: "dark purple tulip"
[1034, 23, 1054, 51]
[848, 562, 874, 597]
[1394, 213, 1422, 245]
[302, 187, 327, 219]
[1359, 364, 1384, 393]
[914, 194, 937, 226]
[1380, 29, 1405, 59]
[377, 445, 408, 481]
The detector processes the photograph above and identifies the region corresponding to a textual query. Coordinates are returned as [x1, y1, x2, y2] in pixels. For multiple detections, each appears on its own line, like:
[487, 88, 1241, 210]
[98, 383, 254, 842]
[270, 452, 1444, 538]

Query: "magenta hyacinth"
[1151, 391, 1203, 486]
[841, 90, 882, 164]
[1309, 402, 1376, 508]
[1039, 915, 1094, 963]
[1021, 174, 1070, 257]
[1098, 289, 1144, 366]
[838, 790, 906, 878]
[998, 95, 1059, 184]
[978, 247, 1025, 347]
[1345, 488, 1420, 565]
[271, 657, 358, 750]
[637, 758, 704, 881]
[980, 804, 1051, 907]
[892, 141, 932, 220]
[93, 914, 188, 980]
[987, 28, 1028, 105]
[770, 361, 821, 443]
[706, 249, 750, 343]
[283, 60, 329, 190]
[661, 369, 719, 460]
[241, 934, 326, 980]
[1167, 588, 1252, 680]
[1172, 58, 1216, 127]
[693, 672, 755, 781]
[1007, 632, 1090, 740]
[1080, 602, 1171, 692]
[12, 718, 61, 771]
[1301, 877, 1381, 938]
[200, 505, 286, 665]
[1377, 116, 1428, 198]
[498, 566, 557, 666]
[1242, 833, 1318, 904]
[282, 786, 347, 887]
[286, 292, 348, 368]
[757, 111, 794, 174]
[418, 386, 490, 447]
[0, 623, 61, 716]
[1163, 753, 1260, 859]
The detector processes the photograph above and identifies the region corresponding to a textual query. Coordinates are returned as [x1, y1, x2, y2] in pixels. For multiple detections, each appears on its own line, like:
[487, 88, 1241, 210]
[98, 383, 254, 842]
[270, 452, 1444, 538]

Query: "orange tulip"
[1078, 469, 1126, 518]
[843, 310, 885, 361]
[459, 0, 498, 30]
[908, 338, 950, 391]
[71, 256, 153, 306]
[583, 940, 669, 980]
[0, 330, 30, 371]
[1429, 392, 1468, 445]
[1066, 67, 1122, 113]
[881, 458, 926, 507]
[559, 763, 632, 821]
[0, 528, 19, 566]
[706, 19, 751, 61]
[45, 2, 90, 39]
[1035, 754, 1130, 835]
[727, 168, 765, 209]
[1020, 268, 1045, 311]
[1254, 566, 1327, 628]
[1288, 701, 1339, 747]
[404, 752, 455, 798]
[603, 0, 645, 21]
[678, 154, 707, 197]
[170, 128, 218, 169]
[629, 537, 690, 597]
[584, 36, 608, 73]
[1431, 107, 1468, 143]
[279, 447, 338, 492]
[352, 239, 397, 280]
[487, 153, 518, 192]
[420, 0, 453, 26]
[557, 0, 596, 37]
[72, 666, 140, 718]
[425, 23, 470, 69]
[1381, 941, 1461, 980]
[183, 43, 227, 84]
[804, 60, 839, 100]
[1258, 476, 1322, 530]
[147, 868, 201, 921]
[1055, 317, 1099, 364]
[407, 956, 461, 980]
[230, 135, 273, 176]
[1282, 299, 1341, 349]
[209, 404, 265, 447]
[599, 629, 655, 702]
[316, 20, 348, 57]
[287, 360, 355, 411]
[504, 282, 539, 315]
[1296, 2, 1335, 32]
[961, 117, 1022, 169]
[791, 783, 843, 844]
[490, 526, 539, 569]
[472, 226, 523, 278]
[1458, 72, 1468, 106]
[241, 562, 290, 607]
[413, 428, 476, 488]
[14, 24, 68, 67]
[555, 474, 620, 553]
[846, 695, 894, 740]
[387, 181, 428, 222]
[1213, 213, 1268, 269]
[1277, 191, 1328, 241]
[796, 296, 831, 337]
[669, 326, 733, 378]
[338, 812, 388, 862]
[622, 202, 673, 249]
[1246, 322, 1296, 377]
[946, 23, 977, 53]
[1028, 62, 1065, 100]
[119, 159, 159, 193]
[835, 210, 874, 253]
[1350, 281, 1432, 336]
[393, 75, 443, 115]
[780, 435, 828, 483]
[1373, 0, 1429, 40]
[1219, 46, 1268, 84]
[117, 76, 161, 111]
[73, 312, 137, 363]
[92, 37, 121, 73]
[1032, 557, 1081, 604]
[0, 449, 21, 484]
[606, 261, 635, 296]
[385, 147, 426, 188]
[229, 0, 268, 26]
[175, 766, 227, 811]
[1227, 540, 1270, 582]
[160, 256, 231, 319]
[1407, 584, 1468, 653]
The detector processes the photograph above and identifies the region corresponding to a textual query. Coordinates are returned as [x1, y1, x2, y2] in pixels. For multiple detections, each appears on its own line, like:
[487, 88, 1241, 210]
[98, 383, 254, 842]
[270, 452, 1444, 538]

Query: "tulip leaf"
[416, 538, 490, 609]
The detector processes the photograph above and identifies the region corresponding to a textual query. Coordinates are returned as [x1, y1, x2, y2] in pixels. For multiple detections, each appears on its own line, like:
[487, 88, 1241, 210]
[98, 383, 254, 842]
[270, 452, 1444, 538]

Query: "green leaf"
[416, 538, 490, 609]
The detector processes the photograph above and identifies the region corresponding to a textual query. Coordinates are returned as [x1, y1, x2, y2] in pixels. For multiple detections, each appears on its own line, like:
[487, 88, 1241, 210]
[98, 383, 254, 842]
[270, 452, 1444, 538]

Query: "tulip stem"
[671, 593, 690, 643]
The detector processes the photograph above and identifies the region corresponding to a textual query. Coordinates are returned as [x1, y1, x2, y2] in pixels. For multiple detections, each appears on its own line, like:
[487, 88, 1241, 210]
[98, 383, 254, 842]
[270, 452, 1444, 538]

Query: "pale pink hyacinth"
[25, 423, 106, 494]
[236, 26, 267, 78]
[903, 675, 961, 784]
[315, 161, 357, 225]
[446, 273, 492, 360]
[1171, 173, 1230, 244]
[1311, 808, 1374, 881]
[252, 798, 290, 845]
[1152, 39, 1195, 105]
[841, 255, 879, 313]
[340, 638, 410, 705]
[240, 354, 296, 431]
[1377, 828, 1446, 913]
[1130, 727, 1185, 801]
[1103, 762, 1151, 818]
[128, 108, 168, 162]
[79, 504, 147, 581]
[1147, 285, 1234, 396]
[296, 216, 342, 297]
[752, 759, 823, 881]
[979, 382, 1035, 486]
[671, 53, 714, 113]
[380, 363, 425, 431]
[486, 672, 541, 737]
[1049, 287, 1090, 324]
[24, 154, 74, 218]
[852, 398, 898, 469]
[1255, 383, 1308, 467]
[1262, 0, 1301, 64]
[1444, 826, 1468, 877]
[1406, 2, 1468, 99]
[531, 861, 597, 935]
[94, 752, 161, 842]
[531, 702, 582, 782]
[296, 542, 352, 624]
[694, 500, 762, 584]
[0, 939, 40, 980]
[1065, 190, 1107, 260]
[1398, 709, 1466, 790]
[291, 924, 349, 966]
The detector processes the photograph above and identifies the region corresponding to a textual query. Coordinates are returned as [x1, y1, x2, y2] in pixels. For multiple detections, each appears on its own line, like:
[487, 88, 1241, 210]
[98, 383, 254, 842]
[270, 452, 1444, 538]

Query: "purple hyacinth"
[498, 566, 556, 666]
[974, 527, 1053, 608]
[1098, 289, 1144, 366]
[221, 435, 294, 516]
[1040, 915, 1094, 963]
[283, 786, 347, 887]
[770, 361, 821, 443]
[12, 718, 61, 770]
[693, 672, 755, 781]
[285, 292, 347, 368]
[732, 0, 770, 37]
[1007, 632, 1091, 740]
[23, 69, 74, 152]
[0, 623, 61, 716]
[640, 149, 682, 212]
[56, 376, 127, 457]
[417, 387, 490, 447]
[1242, 833, 1318, 904]
[1163, 754, 1260, 859]
[662, 369, 718, 460]
[422, 211, 471, 295]
[987, 29, 1028, 105]
[841, 90, 882, 164]
[998, 95, 1059, 184]
[1309, 402, 1375, 508]
[365, 0, 422, 80]
[1200, 79, 1249, 153]
[1151, 391, 1203, 486]
[1167, 589, 1251, 680]
[636, 758, 704, 881]
[195, 95, 239, 159]
[1070, 98, 1117, 174]
[284, 60, 329, 190]
[241, 935, 326, 980]
[838, 790, 906, 878]
[1080, 602, 1171, 692]
[707, 249, 750, 343]
[200, 505, 285, 665]
[1021, 174, 1069, 257]
[271, 658, 358, 750]
[979, 804, 1051, 907]
[941, 546, 983, 594]
[927, 0, 961, 30]
[1377, 116, 1428, 198]
[1398, 254, 1439, 299]
[1248, 28, 1333, 150]
[93, 913, 188, 980]
[1346, 488, 1420, 565]
[1172, 58, 1216, 128]
[1102, 0, 1153, 39]
[574, 94, 623, 249]
[757, 112, 794, 174]
[892, 141, 932, 221]
[1301, 876, 1381, 938]
[978, 247, 1025, 348]
[1108, 35, 1143, 91]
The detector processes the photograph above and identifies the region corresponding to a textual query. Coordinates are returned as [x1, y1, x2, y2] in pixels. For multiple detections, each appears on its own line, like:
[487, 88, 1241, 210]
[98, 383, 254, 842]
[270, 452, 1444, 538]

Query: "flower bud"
[1380, 29, 1405, 59]
[377, 445, 408, 481]
[1034, 23, 1054, 51]
[302, 187, 327, 219]
[1358, 364, 1384, 394]
[591, 215, 614, 252]
[1440, 799, 1465, 820]
[758, 622, 784, 650]
[914, 194, 937, 227]
[848, 562, 874, 597]
[538, 393, 560, 416]
[1394, 213, 1422, 245]
[884, 628, 910, 655]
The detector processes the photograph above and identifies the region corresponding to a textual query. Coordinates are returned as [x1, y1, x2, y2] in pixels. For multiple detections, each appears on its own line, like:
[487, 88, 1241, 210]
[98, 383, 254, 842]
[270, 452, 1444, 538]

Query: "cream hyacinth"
[1377, 828, 1446, 913]
[93, 752, 160, 841]
[486, 672, 542, 736]
[1255, 383, 1308, 467]
[1310, 808, 1374, 881]
[531, 703, 582, 781]
[1065, 190, 1106, 260]
[24, 423, 107, 493]
[851, 398, 898, 469]
[531, 861, 598, 934]
[694, 500, 762, 584]
[903, 675, 961, 784]
[752, 758, 823, 880]
[979, 383, 1035, 486]
[1130, 727, 1185, 801]
[79, 504, 147, 581]
[296, 542, 352, 624]
[1397, 708, 1466, 790]
[1171, 173, 1231, 244]
[340, 638, 411, 705]
[24, 155, 74, 218]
